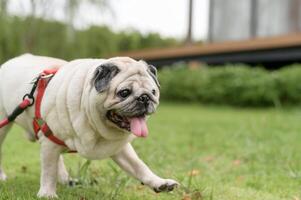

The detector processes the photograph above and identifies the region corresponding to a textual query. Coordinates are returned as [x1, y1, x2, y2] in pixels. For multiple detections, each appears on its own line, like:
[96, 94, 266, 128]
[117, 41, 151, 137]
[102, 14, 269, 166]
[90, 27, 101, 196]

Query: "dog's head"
[91, 57, 160, 138]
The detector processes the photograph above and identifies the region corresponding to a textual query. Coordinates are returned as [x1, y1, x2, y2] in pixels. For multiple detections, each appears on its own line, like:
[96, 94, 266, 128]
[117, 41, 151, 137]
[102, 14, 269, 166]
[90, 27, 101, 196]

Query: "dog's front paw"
[151, 179, 179, 193]
[37, 189, 58, 199]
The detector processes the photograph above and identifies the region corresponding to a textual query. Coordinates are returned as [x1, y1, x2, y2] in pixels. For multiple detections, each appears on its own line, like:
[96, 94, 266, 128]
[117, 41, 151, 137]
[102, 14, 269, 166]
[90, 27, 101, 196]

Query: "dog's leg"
[112, 143, 179, 193]
[57, 155, 70, 184]
[0, 104, 11, 181]
[0, 124, 11, 181]
[37, 137, 62, 198]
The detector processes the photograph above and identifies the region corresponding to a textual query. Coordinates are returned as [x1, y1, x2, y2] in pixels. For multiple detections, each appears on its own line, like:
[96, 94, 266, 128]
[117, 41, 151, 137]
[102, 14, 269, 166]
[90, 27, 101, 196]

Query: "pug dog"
[0, 54, 178, 198]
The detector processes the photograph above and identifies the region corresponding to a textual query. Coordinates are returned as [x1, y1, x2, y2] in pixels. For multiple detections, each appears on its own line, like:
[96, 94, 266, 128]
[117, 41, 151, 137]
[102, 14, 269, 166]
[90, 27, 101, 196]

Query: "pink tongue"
[129, 117, 148, 137]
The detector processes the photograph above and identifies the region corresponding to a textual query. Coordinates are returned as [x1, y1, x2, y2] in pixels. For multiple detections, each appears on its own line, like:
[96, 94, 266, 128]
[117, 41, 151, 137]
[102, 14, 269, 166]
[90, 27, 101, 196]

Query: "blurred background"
[0, 0, 206, 63]
[1, 0, 301, 107]
[2, 1, 301, 199]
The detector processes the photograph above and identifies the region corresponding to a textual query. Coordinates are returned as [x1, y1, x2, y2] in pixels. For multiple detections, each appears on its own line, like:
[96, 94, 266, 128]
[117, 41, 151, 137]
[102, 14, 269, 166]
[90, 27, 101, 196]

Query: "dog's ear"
[92, 63, 120, 92]
[148, 64, 160, 88]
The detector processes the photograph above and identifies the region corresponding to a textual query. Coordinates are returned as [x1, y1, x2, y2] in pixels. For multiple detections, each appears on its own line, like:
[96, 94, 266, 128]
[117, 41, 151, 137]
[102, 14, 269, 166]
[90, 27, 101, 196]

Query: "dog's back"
[0, 54, 67, 130]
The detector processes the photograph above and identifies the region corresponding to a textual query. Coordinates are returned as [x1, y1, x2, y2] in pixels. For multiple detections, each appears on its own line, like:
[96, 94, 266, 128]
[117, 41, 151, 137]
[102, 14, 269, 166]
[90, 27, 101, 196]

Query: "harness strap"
[0, 99, 32, 128]
[41, 124, 67, 146]
[0, 68, 75, 152]
[35, 69, 58, 119]
[33, 68, 75, 152]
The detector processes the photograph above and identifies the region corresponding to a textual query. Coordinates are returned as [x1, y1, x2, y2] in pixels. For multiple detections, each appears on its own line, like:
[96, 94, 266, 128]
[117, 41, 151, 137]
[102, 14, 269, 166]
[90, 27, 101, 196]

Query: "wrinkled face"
[92, 57, 160, 137]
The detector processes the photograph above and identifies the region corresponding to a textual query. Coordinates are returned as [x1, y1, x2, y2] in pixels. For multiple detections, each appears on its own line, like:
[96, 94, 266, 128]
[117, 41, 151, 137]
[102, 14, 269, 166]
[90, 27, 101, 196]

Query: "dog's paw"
[0, 171, 7, 181]
[37, 189, 58, 199]
[68, 178, 80, 187]
[152, 179, 179, 193]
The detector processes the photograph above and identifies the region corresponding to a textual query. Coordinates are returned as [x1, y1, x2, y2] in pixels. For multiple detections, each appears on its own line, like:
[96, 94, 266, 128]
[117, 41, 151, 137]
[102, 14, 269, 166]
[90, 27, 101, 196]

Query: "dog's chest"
[69, 135, 134, 160]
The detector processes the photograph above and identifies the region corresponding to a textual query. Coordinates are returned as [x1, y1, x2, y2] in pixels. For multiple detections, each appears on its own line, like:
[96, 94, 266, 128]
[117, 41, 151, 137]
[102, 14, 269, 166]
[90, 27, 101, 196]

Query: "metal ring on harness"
[22, 94, 35, 106]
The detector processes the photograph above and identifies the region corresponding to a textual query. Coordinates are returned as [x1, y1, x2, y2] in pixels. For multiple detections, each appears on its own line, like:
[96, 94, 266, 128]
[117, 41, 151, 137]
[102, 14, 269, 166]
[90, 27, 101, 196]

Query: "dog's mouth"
[106, 110, 148, 137]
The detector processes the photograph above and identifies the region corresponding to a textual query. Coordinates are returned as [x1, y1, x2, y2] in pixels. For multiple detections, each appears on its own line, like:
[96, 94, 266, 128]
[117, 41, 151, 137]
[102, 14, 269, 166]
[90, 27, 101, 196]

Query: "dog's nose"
[137, 94, 150, 104]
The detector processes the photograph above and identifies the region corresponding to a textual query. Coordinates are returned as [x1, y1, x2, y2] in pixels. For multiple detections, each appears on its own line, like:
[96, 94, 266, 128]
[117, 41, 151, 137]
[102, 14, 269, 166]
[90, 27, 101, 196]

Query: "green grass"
[1, 103, 301, 199]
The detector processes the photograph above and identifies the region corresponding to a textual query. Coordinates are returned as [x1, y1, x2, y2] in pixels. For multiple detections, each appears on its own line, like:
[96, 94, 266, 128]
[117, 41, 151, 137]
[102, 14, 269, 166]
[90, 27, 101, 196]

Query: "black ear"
[92, 63, 120, 92]
[148, 65, 160, 88]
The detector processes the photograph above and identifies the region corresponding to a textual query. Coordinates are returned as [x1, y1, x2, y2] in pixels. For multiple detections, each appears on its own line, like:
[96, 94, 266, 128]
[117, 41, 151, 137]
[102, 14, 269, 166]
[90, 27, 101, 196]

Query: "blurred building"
[120, 0, 301, 68]
[208, 0, 301, 42]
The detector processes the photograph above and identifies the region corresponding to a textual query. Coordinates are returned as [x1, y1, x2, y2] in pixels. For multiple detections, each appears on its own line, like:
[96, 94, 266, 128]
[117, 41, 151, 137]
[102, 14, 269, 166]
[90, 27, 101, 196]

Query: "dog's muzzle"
[106, 93, 156, 137]
[137, 94, 150, 107]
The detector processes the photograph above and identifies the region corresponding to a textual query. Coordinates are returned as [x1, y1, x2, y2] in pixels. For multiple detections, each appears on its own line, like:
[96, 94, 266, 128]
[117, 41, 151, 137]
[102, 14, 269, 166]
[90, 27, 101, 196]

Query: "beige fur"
[0, 54, 178, 198]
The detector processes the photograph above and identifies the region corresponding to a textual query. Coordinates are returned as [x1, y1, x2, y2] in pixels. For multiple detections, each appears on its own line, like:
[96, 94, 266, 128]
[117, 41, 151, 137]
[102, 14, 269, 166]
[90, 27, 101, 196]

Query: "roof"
[116, 33, 301, 60]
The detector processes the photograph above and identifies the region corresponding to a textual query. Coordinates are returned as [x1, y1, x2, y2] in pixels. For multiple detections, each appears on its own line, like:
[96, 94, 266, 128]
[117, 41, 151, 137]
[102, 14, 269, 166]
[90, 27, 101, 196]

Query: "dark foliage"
[159, 64, 301, 107]
[0, 16, 179, 63]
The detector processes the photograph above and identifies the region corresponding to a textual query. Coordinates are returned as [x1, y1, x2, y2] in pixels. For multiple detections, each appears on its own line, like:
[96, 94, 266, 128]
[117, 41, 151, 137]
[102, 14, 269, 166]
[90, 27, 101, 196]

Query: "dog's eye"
[118, 89, 131, 98]
[152, 89, 156, 95]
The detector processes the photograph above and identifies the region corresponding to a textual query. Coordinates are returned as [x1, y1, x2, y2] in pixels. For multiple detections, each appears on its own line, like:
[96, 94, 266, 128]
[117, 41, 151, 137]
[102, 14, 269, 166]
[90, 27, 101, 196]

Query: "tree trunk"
[185, 0, 193, 45]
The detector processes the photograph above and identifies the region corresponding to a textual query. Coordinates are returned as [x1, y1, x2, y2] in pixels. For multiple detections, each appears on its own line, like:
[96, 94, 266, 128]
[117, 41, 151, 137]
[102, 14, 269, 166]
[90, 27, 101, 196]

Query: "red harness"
[0, 68, 75, 152]
[32, 69, 70, 148]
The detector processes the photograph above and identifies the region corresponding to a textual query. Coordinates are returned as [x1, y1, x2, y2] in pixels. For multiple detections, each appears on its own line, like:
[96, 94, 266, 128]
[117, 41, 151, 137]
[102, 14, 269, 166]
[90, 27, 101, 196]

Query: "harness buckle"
[22, 94, 35, 106]
[41, 74, 54, 79]
[30, 75, 40, 84]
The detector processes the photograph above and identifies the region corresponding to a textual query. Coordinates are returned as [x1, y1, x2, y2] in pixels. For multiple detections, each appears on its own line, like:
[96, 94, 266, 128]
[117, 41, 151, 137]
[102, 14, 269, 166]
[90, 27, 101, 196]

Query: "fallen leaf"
[203, 156, 214, 162]
[135, 185, 145, 191]
[182, 194, 192, 200]
[233, 159, 241, 166]
[187, 169, 200, 176]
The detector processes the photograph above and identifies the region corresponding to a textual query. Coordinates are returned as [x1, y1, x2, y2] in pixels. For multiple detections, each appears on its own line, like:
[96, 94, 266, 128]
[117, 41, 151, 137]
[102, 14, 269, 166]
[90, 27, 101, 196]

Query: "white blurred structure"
[208, 0, 301, 42]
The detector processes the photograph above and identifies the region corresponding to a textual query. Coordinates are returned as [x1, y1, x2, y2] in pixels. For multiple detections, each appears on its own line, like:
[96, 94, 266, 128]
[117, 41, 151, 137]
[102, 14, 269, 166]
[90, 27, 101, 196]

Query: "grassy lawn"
[1, 103, 301, 199]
